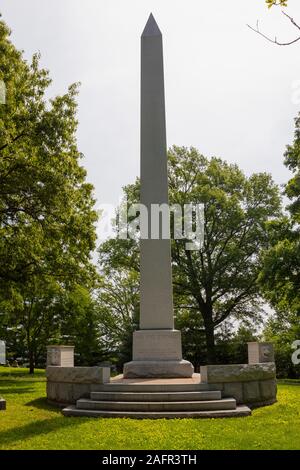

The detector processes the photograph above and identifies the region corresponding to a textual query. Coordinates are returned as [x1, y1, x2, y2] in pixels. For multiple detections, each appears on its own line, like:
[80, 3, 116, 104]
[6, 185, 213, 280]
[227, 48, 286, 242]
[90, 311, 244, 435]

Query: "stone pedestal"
[46, 366, 111, 405]
[124, 330, 194, 378]
[247, 342, 274, 364]
[47, 345, 74, 367]
[133, 330, 182, 361]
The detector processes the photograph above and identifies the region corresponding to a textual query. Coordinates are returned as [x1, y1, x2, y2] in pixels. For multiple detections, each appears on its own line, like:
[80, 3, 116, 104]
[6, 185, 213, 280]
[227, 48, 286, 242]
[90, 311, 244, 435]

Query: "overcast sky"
[1, 0, 300, 220]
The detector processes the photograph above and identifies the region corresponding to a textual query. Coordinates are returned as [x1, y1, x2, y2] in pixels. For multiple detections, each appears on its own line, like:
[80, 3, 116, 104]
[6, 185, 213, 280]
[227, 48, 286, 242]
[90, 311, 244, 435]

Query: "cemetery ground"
[0, 368, 299, 450]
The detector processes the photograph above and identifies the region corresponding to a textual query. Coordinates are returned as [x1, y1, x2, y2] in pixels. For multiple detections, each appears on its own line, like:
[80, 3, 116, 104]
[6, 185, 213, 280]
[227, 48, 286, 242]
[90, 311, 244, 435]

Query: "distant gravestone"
[0, 340, 6, 365]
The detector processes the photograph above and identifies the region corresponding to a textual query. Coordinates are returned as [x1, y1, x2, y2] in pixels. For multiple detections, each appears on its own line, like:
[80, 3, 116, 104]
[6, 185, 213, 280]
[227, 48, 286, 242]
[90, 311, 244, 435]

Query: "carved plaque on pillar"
[132, 330, 182, 361]
[47, 346, 74, 367]
[248, 342, 274, 364]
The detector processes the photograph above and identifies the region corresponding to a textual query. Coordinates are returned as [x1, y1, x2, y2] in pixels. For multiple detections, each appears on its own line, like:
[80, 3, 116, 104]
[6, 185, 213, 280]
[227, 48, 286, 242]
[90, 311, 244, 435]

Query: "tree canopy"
[0, 17, 99, 372]
[97, 147, 281, 365]
[260, 115, 300, 315]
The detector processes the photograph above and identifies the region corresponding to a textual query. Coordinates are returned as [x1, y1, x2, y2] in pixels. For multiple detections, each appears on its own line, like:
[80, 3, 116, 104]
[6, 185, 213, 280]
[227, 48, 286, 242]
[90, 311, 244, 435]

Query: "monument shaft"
[140, 14, 174, 330]
[123, 15, 194, 377]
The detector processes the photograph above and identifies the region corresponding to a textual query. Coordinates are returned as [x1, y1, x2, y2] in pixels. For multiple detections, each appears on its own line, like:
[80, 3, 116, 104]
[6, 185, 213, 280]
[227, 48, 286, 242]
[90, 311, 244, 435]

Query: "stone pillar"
[47, 345, 74, 367]
[123, 14, 193, 378]
[247, 342, 275, 364]
[46, 366, 111, 404]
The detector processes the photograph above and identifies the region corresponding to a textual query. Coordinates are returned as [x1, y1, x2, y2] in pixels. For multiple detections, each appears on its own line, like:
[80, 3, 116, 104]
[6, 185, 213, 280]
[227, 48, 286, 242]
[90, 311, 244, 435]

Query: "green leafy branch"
[266, 0, 288, 8]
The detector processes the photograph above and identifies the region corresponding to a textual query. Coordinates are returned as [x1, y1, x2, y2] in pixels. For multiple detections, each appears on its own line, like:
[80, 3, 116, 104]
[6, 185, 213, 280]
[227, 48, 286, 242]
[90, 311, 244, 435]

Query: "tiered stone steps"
[76, 396, 236, 412]
[63, 406, 251, 419]
[90, 390, 221, 401]
[62, 375, 251, 419]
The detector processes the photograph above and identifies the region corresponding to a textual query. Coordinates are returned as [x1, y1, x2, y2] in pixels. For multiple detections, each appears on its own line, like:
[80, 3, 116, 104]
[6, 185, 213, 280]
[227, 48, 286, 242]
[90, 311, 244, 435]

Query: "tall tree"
[263, 310, 300, 378]
[170, 147, 280, 362]
[260, 114, 300, 317]
[97, 147, 281, 364]
[0, 17, 98, 372]
[95, 268, 139, 369]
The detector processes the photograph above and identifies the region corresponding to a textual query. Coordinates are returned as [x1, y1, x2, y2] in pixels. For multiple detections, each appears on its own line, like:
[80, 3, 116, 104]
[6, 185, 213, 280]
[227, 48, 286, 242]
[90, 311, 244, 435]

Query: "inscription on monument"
[133, 330, 182, 361]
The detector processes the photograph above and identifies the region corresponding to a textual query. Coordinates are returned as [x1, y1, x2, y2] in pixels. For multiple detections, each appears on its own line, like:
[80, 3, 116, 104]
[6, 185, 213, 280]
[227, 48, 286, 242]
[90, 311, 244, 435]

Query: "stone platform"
[62, 374, 251, 419]
[47, 343, 277, 419]
[200, 363, 277, 406]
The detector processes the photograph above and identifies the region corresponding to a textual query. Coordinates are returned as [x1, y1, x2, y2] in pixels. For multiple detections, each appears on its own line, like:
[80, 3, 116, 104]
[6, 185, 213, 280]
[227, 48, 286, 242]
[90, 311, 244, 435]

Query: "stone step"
[91, 383, 211, 393]
[90, 390, 222, 402]
[76, 398, 236, 412]
[63, 405, 251, 419]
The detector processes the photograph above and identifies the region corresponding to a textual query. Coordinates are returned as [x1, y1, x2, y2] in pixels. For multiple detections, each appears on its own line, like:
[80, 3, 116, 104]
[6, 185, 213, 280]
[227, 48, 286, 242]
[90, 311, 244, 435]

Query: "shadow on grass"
[0, 379, 45, 397]
[25, 397, 58, 411]
[0, 368, 45, 378]
[0, 388, 36, 395]
[0, 416, 84, 447]
[0, 379, 46, 387]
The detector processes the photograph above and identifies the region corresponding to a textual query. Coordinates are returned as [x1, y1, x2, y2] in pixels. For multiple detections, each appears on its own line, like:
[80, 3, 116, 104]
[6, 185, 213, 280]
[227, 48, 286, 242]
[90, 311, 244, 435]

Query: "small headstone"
[47, 345, 74, 367]
[0, 398, 6, 411]
[0, 340, 6, 365]
[247, 342, 274, 364]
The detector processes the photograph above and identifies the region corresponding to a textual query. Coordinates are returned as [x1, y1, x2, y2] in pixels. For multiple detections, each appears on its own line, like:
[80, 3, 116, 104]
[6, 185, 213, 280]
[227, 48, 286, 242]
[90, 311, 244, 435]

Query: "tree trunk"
[204, 321, 216, 364]
[29, 349, 35, 374]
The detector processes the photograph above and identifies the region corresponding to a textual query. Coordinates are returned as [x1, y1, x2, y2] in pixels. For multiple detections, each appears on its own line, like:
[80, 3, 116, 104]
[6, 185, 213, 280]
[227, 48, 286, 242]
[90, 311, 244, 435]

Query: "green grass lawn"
[0, 367, 299, 450]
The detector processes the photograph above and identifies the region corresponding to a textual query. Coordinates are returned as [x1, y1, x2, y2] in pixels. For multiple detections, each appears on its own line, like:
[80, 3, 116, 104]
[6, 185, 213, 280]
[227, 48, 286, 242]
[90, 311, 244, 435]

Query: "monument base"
[123, 360, 194, 378]
[123, 329, 194, 378]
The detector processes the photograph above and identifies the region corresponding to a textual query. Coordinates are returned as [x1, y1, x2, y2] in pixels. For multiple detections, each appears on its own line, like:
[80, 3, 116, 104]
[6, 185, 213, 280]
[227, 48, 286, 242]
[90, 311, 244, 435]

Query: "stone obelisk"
[123, 14, 194, 378]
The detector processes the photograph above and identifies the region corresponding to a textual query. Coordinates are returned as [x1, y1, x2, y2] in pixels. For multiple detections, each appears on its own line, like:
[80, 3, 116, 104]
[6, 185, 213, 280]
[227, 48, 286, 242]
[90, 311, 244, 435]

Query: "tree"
[263, 311, 300, 378]
[248, 0, 300, 46]
[215, 325, 259, 366]
[260, 115, 300, 319]
[57, 286, 105, 367]
[0, 17, 98, 372]
[169, 147, 280, 362]
[95, 268, 139, 370]
[97, 147, 281, 364]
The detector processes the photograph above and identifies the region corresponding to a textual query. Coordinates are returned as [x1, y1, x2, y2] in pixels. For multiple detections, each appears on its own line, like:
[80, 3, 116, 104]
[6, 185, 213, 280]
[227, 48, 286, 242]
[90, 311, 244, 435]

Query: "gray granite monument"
[57, 15, 275, 418]
[123, 14, 194, 378]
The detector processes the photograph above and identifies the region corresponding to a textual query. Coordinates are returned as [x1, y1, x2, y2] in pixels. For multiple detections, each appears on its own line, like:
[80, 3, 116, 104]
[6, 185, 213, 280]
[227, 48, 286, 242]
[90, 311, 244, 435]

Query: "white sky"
[1, 0, 300, 212]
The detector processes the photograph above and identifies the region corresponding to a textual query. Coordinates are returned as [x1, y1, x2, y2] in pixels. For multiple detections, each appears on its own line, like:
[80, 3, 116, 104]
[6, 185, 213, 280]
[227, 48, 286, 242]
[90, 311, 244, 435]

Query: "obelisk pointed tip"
[142, 13, 162, 37]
